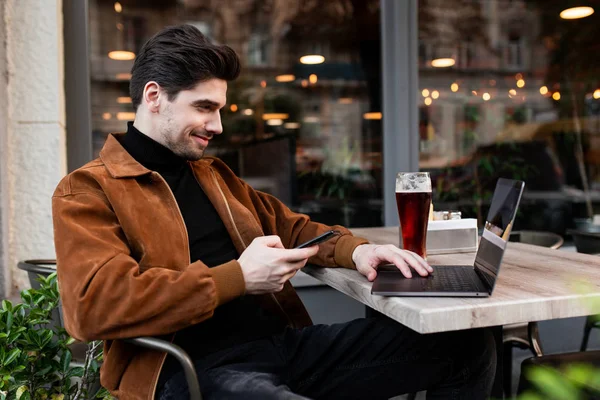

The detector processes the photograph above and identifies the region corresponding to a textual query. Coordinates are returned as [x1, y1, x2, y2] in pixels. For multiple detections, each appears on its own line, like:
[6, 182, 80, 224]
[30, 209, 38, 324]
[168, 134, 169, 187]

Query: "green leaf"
[33, 294, 46, 306]
[34, 365, 52, 377]
[1, 301, 11, 313]
[527, 366, 580, 400]
[518, 391, 544, 400]
[5, 313, 12, 332]
[90, 359, 99, 373]
[66, 367, 84, 378]
[40, 330, 54, 347]
[564, 363, 596, 387]
[60, 350, 71, 373]
[20, 290, 32, 304]
[16, 386, 29, 400]
[3, 348, 20, 366]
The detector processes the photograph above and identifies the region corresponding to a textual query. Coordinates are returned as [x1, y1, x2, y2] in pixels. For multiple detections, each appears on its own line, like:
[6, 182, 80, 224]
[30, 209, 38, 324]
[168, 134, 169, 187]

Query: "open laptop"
[371, 178, 525, 297]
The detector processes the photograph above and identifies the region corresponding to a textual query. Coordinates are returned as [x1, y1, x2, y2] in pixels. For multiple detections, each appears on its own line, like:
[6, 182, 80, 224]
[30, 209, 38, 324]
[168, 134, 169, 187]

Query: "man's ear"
[143, 81, 161, 113]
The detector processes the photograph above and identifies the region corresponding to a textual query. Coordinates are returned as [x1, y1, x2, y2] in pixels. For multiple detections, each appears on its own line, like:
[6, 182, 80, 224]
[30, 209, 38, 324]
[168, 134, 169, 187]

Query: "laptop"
[371, 178, 525, 297]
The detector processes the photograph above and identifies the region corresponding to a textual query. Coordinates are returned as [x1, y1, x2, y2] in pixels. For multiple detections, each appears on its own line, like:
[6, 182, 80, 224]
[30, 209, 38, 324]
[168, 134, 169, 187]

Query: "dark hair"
[130, 24, 241, 110]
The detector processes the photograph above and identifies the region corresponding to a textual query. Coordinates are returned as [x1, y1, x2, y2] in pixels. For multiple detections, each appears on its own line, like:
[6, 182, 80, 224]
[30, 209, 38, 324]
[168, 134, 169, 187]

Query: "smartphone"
[295, 230, 339, 249]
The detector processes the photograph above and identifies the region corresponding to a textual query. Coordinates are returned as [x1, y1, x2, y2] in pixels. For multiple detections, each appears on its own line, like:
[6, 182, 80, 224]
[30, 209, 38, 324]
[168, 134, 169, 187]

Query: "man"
[53, 24, 495, 400]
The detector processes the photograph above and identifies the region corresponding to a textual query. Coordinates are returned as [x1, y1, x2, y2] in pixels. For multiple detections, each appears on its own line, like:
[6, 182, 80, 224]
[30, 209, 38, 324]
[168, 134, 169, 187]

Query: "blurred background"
[88, 0, 600, 234]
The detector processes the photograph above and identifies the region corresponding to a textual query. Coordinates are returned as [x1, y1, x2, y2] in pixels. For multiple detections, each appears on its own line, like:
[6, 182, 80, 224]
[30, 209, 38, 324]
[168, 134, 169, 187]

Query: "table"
[303, 226, 600, 334]
[302, 226, 600, 397]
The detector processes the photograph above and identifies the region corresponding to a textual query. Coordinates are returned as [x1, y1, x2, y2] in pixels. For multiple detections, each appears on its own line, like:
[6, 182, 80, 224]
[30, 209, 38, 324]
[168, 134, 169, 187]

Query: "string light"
[560, 6, 594, 19]
[422, 89, 430, 97]
[517, 79, 525, 88]
[424, 97, 432, 106]
[552, 92, 561, 101]
[431, 90, 439, 99]
[363, 112, 382, 120]
[540, 86, 548, 95]
[275, 74, 295, 82]
[451, 83, 459, 92]
[482, 93, 491, 101]
[300, 55, 325, 64]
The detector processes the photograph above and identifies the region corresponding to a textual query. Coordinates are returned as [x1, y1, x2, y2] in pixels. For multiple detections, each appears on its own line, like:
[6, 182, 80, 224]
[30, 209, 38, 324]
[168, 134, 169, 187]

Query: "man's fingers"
[280, 269, 299, 283]
[387, 254, 413, 278]
[365, 266, 378, 281]
[259, 235, 285, 249]
[274, 245, 319, 262]
[397, 249, 431, 276]
[406, 250, 433, 272]
[376, 245, 430, 277]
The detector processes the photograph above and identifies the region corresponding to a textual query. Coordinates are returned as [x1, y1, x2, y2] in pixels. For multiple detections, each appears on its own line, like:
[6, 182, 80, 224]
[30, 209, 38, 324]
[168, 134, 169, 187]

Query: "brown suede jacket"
[52, 134, 369, 400]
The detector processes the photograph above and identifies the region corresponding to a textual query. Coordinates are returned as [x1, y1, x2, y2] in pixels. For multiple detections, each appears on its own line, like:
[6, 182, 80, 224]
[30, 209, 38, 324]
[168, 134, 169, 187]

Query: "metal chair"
[502, 231, 564, 396]
[17, 259, 202, 400]
[517, 350, 600, 396]
[567, 231, 600, 352]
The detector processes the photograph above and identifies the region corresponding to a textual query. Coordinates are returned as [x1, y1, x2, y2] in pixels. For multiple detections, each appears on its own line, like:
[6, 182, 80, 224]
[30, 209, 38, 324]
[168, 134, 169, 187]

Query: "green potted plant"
[0, 272, 109, 400]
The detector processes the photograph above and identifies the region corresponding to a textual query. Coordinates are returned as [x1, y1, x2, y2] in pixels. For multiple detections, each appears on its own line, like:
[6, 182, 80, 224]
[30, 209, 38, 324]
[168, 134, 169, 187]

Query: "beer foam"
[396, 172, 431, 192]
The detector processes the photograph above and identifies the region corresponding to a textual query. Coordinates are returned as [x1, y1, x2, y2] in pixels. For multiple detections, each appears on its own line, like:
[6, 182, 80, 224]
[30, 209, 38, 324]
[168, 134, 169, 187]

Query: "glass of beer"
[396, 172, 432, 258]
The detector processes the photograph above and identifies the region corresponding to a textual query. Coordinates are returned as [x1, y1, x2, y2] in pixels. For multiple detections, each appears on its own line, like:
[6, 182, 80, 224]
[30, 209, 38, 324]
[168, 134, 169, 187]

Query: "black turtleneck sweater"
[119, 123, 285, 387]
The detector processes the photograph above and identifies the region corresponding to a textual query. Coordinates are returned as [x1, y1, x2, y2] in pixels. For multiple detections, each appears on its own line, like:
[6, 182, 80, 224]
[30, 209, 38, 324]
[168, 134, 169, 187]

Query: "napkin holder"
[426, 219, 478, 255]
[399, 219, 479, 255]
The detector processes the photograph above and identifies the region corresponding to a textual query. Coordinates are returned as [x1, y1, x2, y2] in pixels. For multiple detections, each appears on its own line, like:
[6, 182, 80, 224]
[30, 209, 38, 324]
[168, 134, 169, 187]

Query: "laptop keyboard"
[422, 267, 478, 291]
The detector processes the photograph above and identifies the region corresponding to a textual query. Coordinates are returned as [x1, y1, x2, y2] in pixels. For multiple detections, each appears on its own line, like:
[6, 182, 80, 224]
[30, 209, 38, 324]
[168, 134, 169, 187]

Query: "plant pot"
[573, 218, 600, 233]
[567, 230, 600, 255]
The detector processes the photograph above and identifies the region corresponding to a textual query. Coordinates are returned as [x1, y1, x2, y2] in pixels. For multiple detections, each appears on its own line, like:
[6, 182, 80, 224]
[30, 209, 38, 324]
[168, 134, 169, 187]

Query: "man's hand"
[351, 244, 433, 281]
[238, 235, 319, 294]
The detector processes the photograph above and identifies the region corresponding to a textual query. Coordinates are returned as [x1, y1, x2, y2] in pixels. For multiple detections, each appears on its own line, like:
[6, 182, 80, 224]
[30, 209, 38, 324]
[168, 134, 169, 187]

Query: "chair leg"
[503, 342, 513, 398]
[580, 316, 594, 352]
[528, 322, 543, 357]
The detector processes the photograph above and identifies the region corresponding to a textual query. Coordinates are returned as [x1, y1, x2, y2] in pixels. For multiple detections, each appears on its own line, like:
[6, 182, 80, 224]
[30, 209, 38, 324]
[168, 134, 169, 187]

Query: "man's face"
[156, 78, 227, 161]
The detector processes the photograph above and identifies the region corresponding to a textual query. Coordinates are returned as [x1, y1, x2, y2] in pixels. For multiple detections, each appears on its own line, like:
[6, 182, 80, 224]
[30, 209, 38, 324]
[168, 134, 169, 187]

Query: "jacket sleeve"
[52, 183, 245, 342]
[246, 187, 368, 269]
[211, 160, 369, 269]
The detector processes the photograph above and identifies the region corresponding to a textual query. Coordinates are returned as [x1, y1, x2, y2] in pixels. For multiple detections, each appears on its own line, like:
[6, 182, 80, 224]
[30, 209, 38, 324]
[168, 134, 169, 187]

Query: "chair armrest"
[17, 259, 57, 275]
[124, 337, 202, 400]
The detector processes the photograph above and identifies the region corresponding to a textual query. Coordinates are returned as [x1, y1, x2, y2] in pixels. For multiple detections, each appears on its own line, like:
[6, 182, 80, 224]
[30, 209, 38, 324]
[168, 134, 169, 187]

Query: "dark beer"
[396, 191, 432, 258]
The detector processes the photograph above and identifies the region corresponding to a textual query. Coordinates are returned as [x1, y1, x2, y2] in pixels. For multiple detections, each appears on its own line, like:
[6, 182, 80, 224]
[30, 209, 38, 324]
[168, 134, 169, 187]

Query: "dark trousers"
[157, 317, 496, 400]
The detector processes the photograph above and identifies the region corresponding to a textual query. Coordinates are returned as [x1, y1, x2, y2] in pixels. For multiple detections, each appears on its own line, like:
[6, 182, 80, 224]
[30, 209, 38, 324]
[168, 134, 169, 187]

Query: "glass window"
[419, 0, 600, 234]
[89, 0, 382, 228]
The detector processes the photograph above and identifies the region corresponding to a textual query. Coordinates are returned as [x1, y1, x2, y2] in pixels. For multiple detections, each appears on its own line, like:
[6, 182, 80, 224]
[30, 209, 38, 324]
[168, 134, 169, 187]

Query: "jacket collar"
[100, 133, 214, 179]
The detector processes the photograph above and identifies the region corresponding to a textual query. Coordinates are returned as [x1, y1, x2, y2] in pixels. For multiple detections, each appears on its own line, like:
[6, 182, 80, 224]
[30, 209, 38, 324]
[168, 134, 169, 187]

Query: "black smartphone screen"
[295, 230, 338, 249]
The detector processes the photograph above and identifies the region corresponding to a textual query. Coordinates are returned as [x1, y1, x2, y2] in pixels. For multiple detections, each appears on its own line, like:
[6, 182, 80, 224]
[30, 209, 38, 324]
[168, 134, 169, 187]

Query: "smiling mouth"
[191, 134, 211, 146]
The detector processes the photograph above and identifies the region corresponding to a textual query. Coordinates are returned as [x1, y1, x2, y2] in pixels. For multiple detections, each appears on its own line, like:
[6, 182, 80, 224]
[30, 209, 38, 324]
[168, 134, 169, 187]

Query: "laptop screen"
[473, 178, 525, 291]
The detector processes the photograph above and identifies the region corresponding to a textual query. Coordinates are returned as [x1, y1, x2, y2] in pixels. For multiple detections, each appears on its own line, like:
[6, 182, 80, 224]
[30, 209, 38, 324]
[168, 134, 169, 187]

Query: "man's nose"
[205, 112, 223, 135]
